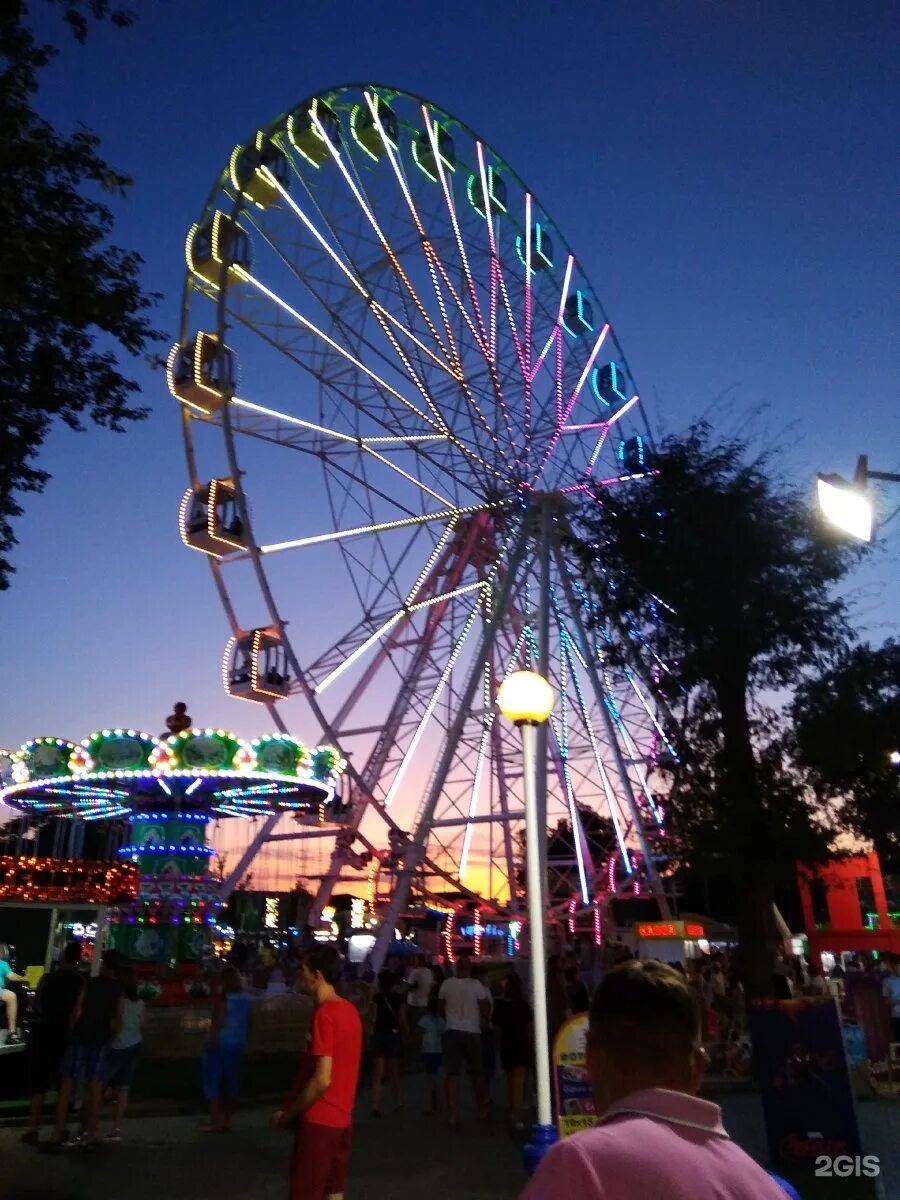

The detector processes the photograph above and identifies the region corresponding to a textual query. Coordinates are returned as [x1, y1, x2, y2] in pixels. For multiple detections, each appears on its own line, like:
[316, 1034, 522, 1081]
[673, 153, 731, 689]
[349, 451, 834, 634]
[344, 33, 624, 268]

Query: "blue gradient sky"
[2, 0, 898, 755]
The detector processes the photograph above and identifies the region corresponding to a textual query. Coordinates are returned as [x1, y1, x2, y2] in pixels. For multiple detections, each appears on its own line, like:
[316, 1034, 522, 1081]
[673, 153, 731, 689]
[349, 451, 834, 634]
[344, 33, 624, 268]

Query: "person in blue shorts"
[202, 966, 253, 1132]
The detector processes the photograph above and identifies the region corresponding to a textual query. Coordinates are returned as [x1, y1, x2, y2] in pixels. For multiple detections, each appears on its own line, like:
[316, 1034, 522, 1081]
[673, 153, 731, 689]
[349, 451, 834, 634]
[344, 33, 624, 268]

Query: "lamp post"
[817, 455, 900, 542]
[497, 669, 558, 1173]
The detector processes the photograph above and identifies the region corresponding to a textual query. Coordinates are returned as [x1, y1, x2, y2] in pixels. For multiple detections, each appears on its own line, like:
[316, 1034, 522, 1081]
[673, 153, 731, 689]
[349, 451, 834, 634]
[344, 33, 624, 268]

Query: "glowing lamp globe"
[497, 671, 555, 726]
[890, 751, 900, 767]
[817, 474, 874, 542]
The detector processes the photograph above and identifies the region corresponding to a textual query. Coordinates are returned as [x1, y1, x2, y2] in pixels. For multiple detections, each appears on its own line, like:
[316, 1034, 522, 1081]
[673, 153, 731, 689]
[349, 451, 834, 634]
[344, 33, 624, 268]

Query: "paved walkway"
[4, 1083, 898, 1200]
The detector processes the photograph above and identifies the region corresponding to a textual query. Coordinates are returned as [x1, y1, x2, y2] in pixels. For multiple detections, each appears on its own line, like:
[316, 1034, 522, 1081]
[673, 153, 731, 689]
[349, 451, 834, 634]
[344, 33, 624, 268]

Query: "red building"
[798, 851, 900, 964]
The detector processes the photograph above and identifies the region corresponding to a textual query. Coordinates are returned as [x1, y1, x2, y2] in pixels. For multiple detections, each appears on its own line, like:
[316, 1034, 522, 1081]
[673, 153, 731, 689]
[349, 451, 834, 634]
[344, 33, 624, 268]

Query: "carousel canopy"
[0, 728, 346, 822]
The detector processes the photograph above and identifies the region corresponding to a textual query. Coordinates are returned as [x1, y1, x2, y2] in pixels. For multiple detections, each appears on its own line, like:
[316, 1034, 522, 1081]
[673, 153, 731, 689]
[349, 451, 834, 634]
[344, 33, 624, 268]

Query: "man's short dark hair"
[302, 944, 343, 987]
[101, 948, 126, 971]
[590, 961, 702, 1061]
[62, 941, 83, 965]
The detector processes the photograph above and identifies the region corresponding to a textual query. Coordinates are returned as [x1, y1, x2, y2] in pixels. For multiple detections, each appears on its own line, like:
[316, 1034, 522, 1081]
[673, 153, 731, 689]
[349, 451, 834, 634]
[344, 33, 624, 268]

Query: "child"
[201, 966, 253, 1132]
[102, 965, 144, 1141]
[418, 994, 445, 1114]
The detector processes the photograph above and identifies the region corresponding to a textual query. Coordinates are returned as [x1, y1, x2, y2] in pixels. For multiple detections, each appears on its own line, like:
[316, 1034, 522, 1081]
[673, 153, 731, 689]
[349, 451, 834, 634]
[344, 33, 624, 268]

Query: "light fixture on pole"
[496, 668, 558, 1173]
[889, 751, 900, 767]
[817, 455, 900, 542]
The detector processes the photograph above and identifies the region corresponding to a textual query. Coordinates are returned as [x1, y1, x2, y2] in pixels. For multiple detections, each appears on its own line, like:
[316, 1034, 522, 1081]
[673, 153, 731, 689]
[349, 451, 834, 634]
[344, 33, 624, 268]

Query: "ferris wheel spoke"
[522, 193, 536, 448]
[255, 507, 463, 557]
[531, 323, 611, 487]
[259, 163, 459, 384]
[220, 303, 492, 493]
[230, 396, 450, 462]
[230, 265, 446, 434]
[381, 592, 484, 809]
[549, 625, 592, 902]
[601, 675, 663, 824]
[362, 96, 515, 469]
[557, 623, 632, 869]
[238, 203, 454, 434]
[420, 107, 491, 357]
[473, 143, 526, 383]
[457, 664, 494, 884]
[361, 93, 464, 375]
[220, 411, 434, 526]
[308, 101, 458, 375]
[553, 550, 668, 910]
[313, 580, 485, 696]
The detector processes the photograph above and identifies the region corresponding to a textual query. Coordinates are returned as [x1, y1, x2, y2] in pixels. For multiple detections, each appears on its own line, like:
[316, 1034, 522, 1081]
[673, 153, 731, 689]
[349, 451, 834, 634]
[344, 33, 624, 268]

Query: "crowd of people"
[19, 943, 144, 1150]
[9, 932, 900, 1199]
[278, 947, 797, 1200]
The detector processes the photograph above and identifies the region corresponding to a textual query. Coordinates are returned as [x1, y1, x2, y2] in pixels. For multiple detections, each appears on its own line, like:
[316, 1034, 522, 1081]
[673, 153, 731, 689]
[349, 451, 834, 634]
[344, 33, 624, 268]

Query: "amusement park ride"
[3, 85, 679, 969]
[0, 713, 347, 967]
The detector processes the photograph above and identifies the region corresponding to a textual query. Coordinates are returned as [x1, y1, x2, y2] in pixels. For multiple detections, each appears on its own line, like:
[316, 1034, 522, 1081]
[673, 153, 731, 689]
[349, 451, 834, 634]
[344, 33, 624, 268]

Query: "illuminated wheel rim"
[177, 84, 673, 918]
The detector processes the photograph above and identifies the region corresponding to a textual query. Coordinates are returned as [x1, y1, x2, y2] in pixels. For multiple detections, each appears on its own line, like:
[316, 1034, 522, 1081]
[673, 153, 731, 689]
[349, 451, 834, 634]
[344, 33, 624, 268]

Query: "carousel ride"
[0, 711, 346, 971]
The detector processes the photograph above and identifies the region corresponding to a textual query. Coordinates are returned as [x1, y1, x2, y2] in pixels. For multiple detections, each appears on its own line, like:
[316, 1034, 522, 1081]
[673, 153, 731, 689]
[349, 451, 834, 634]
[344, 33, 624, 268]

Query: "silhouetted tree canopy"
[793, 639, 900, 870]
[0, 1, 163, 588]
[569, 421, 860, 994]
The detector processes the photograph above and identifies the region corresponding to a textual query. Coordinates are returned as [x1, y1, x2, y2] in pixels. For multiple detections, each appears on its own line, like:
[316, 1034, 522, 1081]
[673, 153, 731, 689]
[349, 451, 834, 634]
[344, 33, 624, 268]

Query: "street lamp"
[817, 455, 900, 542]
[496, 669, 558, 1173]
[889, 751, 900, 767]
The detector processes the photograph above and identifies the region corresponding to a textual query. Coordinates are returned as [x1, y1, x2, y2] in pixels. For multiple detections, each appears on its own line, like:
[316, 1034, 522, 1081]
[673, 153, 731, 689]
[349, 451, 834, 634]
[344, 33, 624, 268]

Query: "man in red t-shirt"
[273, 946, 362, 1200]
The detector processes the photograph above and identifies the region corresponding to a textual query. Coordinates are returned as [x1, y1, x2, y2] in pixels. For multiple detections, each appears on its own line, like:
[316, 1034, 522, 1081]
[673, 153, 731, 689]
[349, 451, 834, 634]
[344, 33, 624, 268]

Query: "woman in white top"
[103, 965, 145, 1141]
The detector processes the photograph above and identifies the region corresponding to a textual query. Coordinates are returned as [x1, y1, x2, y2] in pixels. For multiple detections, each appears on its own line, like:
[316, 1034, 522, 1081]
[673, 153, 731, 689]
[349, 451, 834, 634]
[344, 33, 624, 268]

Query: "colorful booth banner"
[553, 1013, 596, 1137]
[749, 997, 862, 1168]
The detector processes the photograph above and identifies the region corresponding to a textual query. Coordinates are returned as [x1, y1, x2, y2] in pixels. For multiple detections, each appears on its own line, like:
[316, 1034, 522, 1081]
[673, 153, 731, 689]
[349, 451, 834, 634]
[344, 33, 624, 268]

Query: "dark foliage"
[0, 1, 163, 588]
[793, 639, 900, 870]
[569, 421, 860, 994]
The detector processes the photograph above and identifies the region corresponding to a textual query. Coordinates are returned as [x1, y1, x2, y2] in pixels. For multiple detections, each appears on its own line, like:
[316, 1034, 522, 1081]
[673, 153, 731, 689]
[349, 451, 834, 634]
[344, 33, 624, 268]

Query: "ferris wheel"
[171, 84, 675, 960]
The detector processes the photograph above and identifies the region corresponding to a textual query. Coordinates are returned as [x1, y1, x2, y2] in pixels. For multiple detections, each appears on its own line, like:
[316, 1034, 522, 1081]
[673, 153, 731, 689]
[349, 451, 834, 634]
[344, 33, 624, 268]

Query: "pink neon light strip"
[527, 330, 557, 387]
[422, 108, 490, 358]
[605, 394, 639, 427]
[367, 100, 518, 462]
[476, 143, 526, 379]
[531, 323, 610, 485]
[312, 99, 454, 372]
[555, 326, 564, 425]
[583, 427, 610, 478]
[524, 193, 533, 458]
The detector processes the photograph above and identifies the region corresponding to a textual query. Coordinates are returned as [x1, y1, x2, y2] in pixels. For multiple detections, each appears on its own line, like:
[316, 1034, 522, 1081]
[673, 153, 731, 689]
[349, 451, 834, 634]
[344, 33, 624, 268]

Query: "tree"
[0, 1, 163, 589]
[569, 421, 859, 996]
[662, 700, 837, 917]
[792, 639, 900, 870]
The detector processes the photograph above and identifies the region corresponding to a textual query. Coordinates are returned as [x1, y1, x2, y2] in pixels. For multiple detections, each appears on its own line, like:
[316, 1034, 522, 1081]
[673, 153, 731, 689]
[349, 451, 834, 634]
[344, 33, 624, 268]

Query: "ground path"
[3, 1082, 898, 1200]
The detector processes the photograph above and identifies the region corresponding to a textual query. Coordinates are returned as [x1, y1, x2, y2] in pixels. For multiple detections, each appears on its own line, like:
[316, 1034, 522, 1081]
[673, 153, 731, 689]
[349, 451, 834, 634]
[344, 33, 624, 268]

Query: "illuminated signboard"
[0, 857, 139, 904]
[636, 921, 706, 941]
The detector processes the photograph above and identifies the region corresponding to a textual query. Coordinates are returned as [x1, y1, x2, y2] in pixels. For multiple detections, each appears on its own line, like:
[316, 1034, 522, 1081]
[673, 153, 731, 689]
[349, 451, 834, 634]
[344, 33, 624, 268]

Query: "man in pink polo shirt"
[520, 960, 787, 1200]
